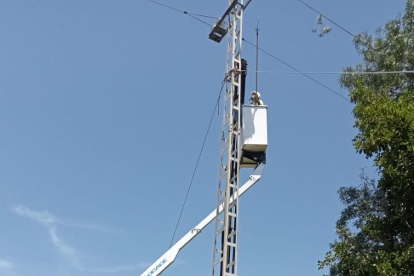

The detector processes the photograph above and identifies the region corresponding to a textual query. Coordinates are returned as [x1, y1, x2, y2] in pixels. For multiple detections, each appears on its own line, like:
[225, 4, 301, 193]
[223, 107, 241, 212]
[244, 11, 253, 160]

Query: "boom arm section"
[139, 163, 265, 276]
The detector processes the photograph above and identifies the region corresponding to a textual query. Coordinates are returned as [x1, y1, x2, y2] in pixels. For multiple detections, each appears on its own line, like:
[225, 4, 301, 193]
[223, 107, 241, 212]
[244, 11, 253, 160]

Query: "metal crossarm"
[209, 0, 239, 43]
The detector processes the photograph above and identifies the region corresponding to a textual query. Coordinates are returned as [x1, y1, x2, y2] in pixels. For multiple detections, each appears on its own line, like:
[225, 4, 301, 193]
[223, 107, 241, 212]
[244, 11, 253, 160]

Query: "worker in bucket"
[250, 91, 264, 105]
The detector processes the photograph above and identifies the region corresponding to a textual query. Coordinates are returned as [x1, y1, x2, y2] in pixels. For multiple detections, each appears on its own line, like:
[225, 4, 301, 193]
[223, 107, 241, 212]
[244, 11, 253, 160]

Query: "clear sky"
[0, 1, 408, 276]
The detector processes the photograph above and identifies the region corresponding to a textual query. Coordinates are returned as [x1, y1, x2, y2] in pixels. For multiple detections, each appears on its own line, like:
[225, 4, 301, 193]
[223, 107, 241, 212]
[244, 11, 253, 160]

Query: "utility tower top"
[209, 0, 252, 43]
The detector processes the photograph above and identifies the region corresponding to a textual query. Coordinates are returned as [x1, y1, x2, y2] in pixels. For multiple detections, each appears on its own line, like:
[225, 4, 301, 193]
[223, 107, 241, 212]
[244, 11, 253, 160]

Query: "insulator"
[317, 14, 323, 25]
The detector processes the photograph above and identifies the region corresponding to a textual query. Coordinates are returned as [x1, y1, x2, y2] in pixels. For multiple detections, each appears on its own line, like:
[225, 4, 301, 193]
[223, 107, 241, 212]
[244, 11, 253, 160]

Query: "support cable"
[147, 0, 213, 26]
[243, 38, 350, 101]
[298, 0, 355, 37]
[168, 79, 226, 248]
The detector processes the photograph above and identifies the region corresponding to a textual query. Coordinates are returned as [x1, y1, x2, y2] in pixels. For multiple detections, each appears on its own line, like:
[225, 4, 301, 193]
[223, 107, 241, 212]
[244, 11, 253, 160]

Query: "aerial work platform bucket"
[240, 105, 268, 168]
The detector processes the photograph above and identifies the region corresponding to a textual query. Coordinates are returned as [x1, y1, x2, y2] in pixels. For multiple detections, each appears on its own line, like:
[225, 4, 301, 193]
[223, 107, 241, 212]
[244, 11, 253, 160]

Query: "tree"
[319, 1, 414, 275]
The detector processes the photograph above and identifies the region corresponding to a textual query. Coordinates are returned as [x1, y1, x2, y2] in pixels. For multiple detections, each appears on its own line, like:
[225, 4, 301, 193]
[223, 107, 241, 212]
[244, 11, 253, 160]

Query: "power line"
[146, 0, 226, 249]
[147, 0, 350, 101]
[242, 70, 414, 75]
[147, 0, 213, 27]
[168, 79, 226, 248]
[242, 38, 350, 101]
[298, 0, 355, 37]
[147, 0, 352, 247]
[188, 13, 219, 20]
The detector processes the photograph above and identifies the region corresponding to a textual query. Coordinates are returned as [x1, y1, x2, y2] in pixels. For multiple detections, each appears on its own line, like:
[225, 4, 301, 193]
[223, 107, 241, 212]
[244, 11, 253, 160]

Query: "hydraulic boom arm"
[139, 163, 265, 276]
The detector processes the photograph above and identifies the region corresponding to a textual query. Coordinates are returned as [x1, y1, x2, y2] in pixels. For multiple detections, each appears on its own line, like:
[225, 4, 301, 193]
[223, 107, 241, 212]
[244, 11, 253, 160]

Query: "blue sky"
[0, 1, 408, 276]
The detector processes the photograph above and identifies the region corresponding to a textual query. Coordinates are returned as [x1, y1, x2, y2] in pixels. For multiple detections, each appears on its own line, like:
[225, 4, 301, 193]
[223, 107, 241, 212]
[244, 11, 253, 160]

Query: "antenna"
[255, 18, 260, 93]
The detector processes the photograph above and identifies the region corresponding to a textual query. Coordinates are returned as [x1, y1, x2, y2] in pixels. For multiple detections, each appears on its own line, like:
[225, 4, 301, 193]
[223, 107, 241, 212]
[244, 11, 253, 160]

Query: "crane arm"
[139, 163, 265, 276]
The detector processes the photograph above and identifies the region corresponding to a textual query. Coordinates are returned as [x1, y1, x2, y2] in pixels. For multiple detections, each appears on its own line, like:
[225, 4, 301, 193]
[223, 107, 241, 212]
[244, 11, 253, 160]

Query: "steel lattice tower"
[211, 1, 244, 276]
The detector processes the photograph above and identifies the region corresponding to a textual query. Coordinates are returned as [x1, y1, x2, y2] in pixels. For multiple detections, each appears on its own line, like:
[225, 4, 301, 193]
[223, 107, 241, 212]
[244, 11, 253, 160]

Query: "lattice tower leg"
[212, 2, 243, 276]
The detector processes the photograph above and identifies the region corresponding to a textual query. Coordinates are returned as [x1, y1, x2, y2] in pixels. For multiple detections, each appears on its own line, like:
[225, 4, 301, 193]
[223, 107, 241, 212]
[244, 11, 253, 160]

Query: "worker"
[250, 91, 264, 105]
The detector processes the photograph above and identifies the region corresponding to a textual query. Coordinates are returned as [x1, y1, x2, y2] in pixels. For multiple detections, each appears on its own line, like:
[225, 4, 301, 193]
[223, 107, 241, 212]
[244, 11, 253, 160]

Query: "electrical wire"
[243, 38, 350, 101]
[147, 0, 350, 101]
[168, 79, 226, 248]
[298, 0, 355, 37]
[241, 70, 414, 75]
[146, 0, 226, 249]
[147, 0, 213, 27]
[146, 0, 356, 253]
[187, 13, 219, 20]
[186, 14, 213, 27]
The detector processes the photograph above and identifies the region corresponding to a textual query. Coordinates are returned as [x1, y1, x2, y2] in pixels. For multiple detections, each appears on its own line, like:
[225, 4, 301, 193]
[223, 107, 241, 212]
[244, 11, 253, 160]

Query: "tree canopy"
[319, 1, 414, 275]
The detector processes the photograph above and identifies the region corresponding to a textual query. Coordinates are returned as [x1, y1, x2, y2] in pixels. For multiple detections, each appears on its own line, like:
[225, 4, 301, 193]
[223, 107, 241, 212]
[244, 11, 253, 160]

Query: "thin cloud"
[49, 227, 81, 268]
[12, 205, 103, 269]
[12, 205, 112, 233]
[0, 259, 13, 270]
[13, 205, 54, 225]
[12, 205, 144, 274]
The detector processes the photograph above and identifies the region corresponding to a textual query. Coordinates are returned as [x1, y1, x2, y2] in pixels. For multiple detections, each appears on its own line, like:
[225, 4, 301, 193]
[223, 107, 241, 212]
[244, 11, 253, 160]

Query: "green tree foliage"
[319, 1, 414, 275]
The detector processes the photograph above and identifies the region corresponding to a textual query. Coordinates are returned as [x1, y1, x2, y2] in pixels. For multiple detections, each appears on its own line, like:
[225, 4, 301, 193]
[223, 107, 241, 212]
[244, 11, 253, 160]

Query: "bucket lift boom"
[139, 163, 265, 276]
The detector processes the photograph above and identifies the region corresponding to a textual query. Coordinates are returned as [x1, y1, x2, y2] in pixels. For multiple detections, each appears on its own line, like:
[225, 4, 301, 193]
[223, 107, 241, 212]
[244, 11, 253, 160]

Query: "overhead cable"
[168, 79, 226, 248]
[242, 70, 414, 75]
[298, 0, 355, 37]
[243, 38, 350, 101]
[147, 0, 213, 26]
[147, 0, 351, 244]
[147, 0, 350, 101]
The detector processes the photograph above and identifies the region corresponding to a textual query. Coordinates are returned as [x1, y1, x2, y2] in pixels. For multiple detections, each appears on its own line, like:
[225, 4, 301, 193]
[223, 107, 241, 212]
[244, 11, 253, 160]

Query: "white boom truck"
[139, 163, 265, 276]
